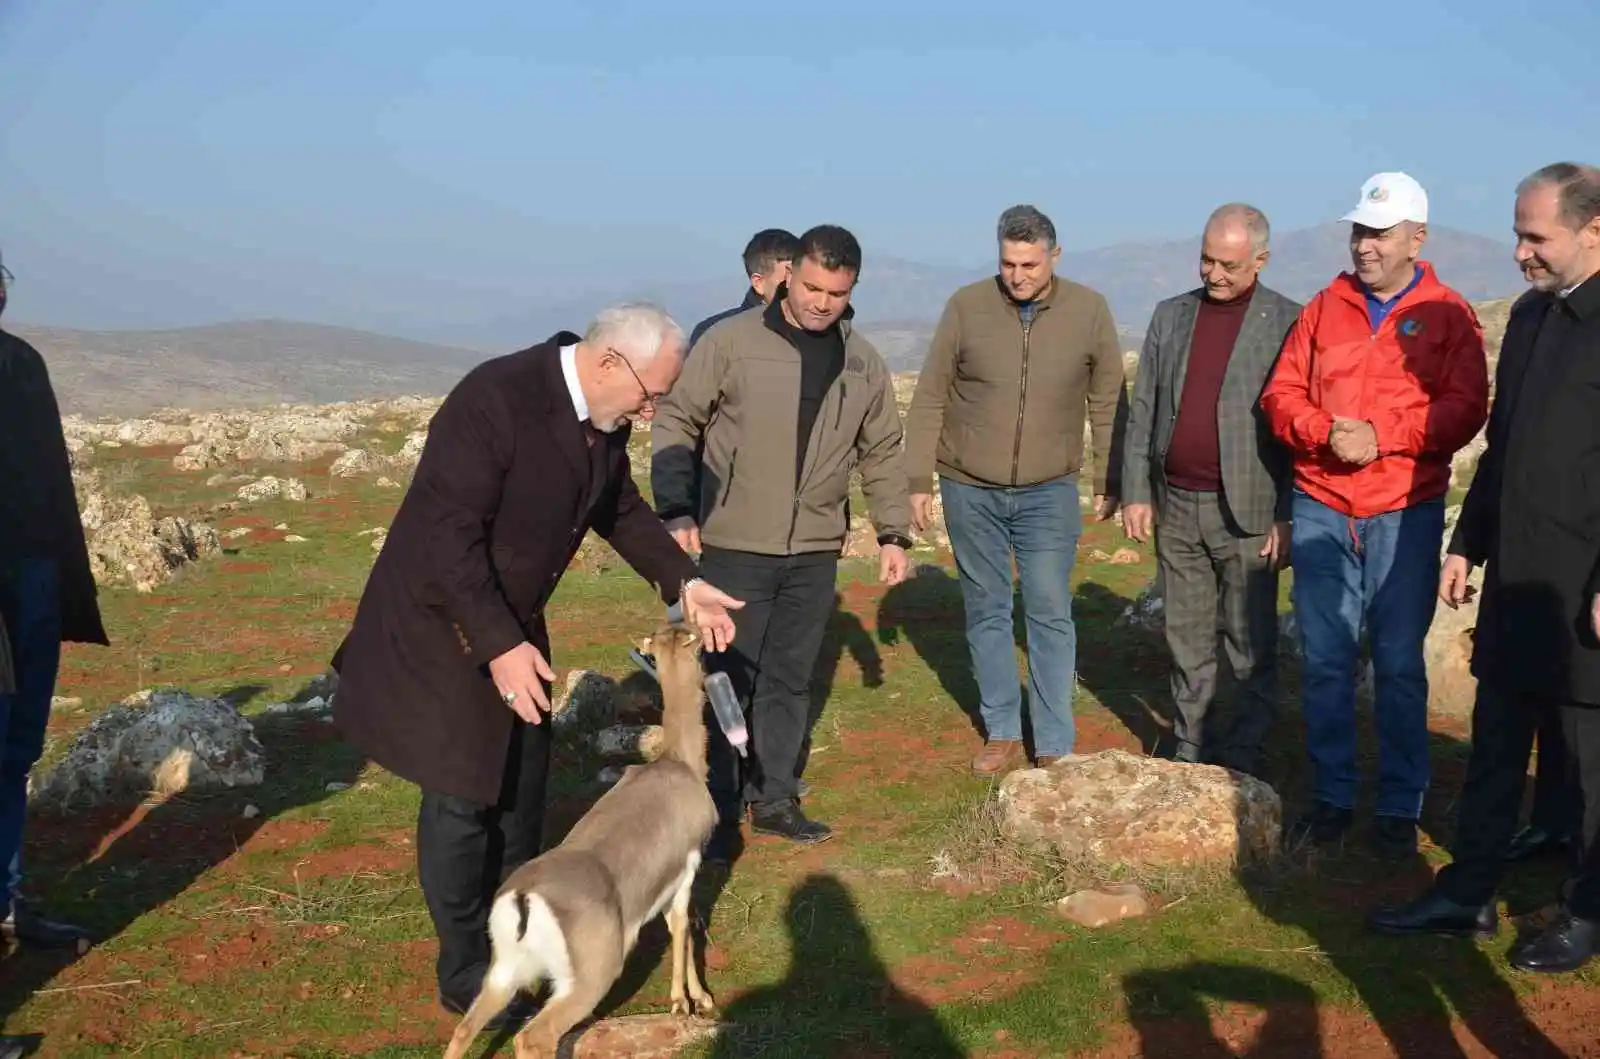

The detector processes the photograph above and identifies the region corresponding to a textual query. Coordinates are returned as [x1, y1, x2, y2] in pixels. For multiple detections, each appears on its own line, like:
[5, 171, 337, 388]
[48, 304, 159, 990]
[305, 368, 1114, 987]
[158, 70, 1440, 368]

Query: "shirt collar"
[559, 343, 589, 422]
[1560, 272, 1600, 320]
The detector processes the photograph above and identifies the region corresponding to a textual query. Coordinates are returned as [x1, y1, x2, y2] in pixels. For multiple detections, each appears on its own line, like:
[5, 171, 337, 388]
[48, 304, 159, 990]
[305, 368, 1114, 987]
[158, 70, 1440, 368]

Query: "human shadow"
[0, 674, 366, 1037]
[1237, 506, 1567, 1058]
[1071, 580, 1175, 755]
[1123, 962, 1324, 1057]
[705, 873, 964, 1058]
[875, 565, 984, 739]
[799, 593, 883, 780]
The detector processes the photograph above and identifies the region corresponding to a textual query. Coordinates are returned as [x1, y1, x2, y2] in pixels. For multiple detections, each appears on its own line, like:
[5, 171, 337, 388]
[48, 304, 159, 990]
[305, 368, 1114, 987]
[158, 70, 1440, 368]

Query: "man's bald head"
[1199, 203, 1271, 302]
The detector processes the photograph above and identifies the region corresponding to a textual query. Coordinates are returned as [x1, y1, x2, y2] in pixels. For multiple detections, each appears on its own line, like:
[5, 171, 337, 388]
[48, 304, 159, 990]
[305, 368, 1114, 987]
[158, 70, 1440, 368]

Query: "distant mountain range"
[15, 320, 487, 418]
[17, 222, 1527, 416]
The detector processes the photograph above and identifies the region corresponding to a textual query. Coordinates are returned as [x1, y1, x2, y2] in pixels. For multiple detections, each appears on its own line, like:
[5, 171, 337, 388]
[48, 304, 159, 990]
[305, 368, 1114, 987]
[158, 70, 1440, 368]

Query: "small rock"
[28, 688, 266, 809]
[223, 527, 252, 540]
[242, 804, 261, 819]
[50, 697, 83, 709]
[552, 670, 618, 734]
[375, 476, 400, 489]
[1086, 548, 1113, 563]
[283, 534, 308, 543]
[325, 782, 351, 793]
[1109, 547, 1141, 565]
[591, 725, 664, 761]
[597, 765, 627, 785]
[1057, 883, 1150, 928]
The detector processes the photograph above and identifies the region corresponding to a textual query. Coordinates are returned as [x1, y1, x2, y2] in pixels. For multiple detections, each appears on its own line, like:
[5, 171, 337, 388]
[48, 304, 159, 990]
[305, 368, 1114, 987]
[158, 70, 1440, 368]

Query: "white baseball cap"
[1341, 171, 1429, 229]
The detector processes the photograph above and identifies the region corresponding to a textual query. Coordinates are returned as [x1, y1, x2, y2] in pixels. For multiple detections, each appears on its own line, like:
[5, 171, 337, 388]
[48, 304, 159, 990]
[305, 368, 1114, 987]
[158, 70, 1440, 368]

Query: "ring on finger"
[503, 691, 517, 705]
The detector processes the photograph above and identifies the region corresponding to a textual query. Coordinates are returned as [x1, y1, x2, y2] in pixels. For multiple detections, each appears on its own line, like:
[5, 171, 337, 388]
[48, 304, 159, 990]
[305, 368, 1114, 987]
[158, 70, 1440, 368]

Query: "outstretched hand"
[682, 579, 743, 652]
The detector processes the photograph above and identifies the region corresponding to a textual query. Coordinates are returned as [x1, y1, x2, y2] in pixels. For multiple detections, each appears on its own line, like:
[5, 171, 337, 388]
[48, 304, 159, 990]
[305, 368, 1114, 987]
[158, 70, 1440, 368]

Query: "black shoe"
[0, 1036, 36, 1059]
[1368, 815, 1419, 859]
[1509, 912, 1599, 973]
[1, 899, 90, 952]
[750, 799, 833, 844]
[1285, 801, 1353, 848]
[1367, 889, 1499, 939]
[703, 822, 745, 865]
[439, 989, 535, 1031]
[1505, 825, 1570, 863]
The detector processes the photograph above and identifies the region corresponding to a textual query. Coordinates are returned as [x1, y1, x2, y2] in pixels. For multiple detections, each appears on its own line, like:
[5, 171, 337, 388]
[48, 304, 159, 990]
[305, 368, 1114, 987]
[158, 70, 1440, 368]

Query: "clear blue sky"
[2, 0, 1595, 335]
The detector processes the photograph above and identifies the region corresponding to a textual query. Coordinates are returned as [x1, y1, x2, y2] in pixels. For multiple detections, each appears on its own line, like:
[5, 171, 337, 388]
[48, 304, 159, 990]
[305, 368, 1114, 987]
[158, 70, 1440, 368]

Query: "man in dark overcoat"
[0, 247, 108, 957]
[330, 302, 741, 1019]
[1369, 162, 1600, 973]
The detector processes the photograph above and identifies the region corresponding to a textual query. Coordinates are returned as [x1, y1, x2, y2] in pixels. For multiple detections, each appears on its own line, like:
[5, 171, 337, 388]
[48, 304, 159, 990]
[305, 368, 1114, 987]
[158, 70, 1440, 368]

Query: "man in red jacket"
[1261, 172, 1489, 858]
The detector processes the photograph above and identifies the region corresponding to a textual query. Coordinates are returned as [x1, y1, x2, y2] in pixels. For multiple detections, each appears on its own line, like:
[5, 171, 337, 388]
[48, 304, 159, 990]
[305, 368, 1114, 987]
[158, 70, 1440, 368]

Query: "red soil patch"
[235, 817, 330, 857]
[1086, 979, 1600, 1059]
[250, 528, 289, 543]
[890, 915, 1058, 1005]
[282, 829, 414, 880]
[171, 921, 289, 984]
[221, 559, 273, 575]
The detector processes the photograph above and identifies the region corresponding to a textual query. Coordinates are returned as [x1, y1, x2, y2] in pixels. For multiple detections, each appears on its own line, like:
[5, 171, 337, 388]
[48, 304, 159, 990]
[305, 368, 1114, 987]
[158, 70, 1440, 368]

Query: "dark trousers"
[1154, 487, 1280, 770]
[416, 716, 552, 1005]
[0, 559, 61, 904]
[1530, 709, 1583, 836]
[698, 545, 837, 813]
[1435, 682, 1600, 919]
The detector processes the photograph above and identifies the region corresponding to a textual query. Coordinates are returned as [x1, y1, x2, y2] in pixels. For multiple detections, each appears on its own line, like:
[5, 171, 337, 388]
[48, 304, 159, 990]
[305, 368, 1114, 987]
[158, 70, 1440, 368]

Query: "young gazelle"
[442, 621, 720, 1059]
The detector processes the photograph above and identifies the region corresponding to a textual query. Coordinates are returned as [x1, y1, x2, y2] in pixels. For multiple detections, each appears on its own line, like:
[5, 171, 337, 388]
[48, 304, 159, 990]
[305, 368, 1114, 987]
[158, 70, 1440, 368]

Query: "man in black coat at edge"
[1369, 162, 1600, 973]
[1, 246, 111, 1058]
[329, 302, 743, 1024]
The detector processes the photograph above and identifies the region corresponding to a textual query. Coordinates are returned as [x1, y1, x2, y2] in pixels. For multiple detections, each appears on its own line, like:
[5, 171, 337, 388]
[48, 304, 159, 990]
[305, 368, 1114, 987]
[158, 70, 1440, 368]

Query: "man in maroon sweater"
[1120, 204, 1302, 773]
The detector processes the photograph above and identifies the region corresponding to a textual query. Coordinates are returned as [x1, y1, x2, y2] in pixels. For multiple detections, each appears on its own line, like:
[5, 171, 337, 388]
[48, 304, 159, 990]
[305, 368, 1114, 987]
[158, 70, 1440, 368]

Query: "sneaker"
[1, 898, 90, 951]
[750, 799, 833, 844]
[1368, 815, 1419, 859]
[1285, 801, 1353, 848]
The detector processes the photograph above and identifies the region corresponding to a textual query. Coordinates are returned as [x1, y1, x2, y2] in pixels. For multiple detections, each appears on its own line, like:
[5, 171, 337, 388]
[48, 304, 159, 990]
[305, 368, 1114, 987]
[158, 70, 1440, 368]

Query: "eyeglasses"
[607, 347, 667, 410]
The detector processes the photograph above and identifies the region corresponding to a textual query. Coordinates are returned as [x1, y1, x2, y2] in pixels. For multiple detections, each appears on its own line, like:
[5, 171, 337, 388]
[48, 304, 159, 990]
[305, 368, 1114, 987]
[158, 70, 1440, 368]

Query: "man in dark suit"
[1120, 204, 1301, 775]
[0, 247, 108, 959]
[330, 302, 742, 1020]
[1369, 162, 1600, 972]
[687, 228, 798, 352]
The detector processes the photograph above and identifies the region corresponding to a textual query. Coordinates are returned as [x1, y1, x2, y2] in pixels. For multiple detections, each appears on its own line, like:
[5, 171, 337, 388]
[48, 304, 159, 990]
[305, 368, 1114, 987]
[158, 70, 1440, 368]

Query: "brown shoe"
[971, 739, 1024, 774]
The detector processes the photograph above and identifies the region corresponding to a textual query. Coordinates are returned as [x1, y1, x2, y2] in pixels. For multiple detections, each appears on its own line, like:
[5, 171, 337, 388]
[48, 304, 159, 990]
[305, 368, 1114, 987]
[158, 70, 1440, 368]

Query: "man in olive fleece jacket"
[903, 204, 1129, 775]
[651, 224, 912, 849]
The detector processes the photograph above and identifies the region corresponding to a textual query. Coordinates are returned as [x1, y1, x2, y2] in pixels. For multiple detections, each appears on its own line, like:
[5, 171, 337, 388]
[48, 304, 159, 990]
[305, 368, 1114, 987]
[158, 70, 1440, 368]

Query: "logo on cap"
[1369, 186, 1389, 202]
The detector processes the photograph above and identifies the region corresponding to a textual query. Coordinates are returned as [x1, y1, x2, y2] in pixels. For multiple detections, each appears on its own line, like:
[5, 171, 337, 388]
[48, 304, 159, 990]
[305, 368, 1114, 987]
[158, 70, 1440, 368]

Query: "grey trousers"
[1155, 486, 1281, 771]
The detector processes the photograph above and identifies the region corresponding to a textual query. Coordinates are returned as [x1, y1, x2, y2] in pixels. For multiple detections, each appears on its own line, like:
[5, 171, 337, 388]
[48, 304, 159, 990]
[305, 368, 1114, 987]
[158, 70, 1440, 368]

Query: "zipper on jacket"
[1010, 317, 1033, 484]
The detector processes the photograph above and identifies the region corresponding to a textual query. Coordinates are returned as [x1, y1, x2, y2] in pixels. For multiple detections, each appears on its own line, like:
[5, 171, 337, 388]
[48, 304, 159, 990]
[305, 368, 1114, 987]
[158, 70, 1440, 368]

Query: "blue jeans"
[940, 477, 1082, 758]
[1290, 491, 1443, 819]
[0, 559, 63, 902]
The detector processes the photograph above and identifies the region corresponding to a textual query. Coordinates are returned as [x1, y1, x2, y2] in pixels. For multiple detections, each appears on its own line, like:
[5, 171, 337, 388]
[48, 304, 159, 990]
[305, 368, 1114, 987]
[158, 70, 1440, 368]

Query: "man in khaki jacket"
[904, 204, 1128, 774]
[652, 224, 912, 850]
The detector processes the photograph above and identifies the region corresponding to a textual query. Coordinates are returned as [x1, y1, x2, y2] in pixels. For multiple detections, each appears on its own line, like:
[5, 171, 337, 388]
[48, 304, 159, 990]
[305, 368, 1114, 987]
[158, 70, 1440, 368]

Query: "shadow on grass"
[876, 567, 1171, 755]
[705, 874, 962, 1058]
[1106, 578, 1569, 1058]
[0, 674, 367, 1040]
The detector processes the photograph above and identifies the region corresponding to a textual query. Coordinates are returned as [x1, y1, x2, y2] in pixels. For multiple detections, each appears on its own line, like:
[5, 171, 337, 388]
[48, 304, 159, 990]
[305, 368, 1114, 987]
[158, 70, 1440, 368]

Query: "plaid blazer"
[1121, 283, 1302, 536]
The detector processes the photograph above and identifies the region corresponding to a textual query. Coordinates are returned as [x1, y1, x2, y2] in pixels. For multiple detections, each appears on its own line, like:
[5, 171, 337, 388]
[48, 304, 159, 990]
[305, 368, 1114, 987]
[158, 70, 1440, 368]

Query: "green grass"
[2, 442, 1588, 1057]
